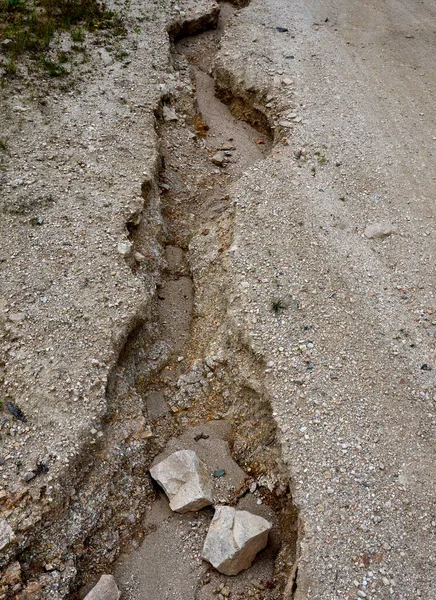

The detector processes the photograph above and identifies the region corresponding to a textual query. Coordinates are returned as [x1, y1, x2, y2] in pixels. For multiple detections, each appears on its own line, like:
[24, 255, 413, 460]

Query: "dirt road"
[217, 0, 436, 597]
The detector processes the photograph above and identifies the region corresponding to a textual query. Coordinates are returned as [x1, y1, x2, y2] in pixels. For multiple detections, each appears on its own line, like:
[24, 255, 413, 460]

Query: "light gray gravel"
[215, 0, 436, 598]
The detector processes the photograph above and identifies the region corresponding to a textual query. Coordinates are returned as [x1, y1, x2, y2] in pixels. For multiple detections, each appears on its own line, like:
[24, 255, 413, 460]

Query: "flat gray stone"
[150, 449, 213, 513]
[0, 519, 15, 551]
[212, 151, 226, 166]
[83, 575, 121, 600]
[364, 222, 397, 239]
[162, 105, 179, 121]
[202, 506, 272, 575]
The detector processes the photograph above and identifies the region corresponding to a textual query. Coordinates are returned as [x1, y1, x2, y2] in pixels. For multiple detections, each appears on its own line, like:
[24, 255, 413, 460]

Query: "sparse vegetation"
[0, 0, 126, 74]
[314, 150, 327, 165]
[4, 57, 17, 76]
[271, 299, 286, 315]
[0, 138, 8, 150]
[40, 55, 67, 77]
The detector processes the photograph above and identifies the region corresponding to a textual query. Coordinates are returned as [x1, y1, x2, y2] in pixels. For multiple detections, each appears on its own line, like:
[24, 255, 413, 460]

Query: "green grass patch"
[0, 0, 126, 68]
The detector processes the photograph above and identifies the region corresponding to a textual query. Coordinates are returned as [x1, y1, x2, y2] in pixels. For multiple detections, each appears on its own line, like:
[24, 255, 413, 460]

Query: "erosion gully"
[77, 4, 299, 599]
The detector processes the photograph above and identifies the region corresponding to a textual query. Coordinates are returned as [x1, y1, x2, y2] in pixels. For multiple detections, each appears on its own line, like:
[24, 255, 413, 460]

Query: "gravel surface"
[217, 0, 435, 598]
[0, 0, 434, 598]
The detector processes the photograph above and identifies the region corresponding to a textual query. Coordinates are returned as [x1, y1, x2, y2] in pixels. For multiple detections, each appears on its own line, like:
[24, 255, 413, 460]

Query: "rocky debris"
[2, 561, 21, 587]
[150, 450, 213, 513]
[212, 151, 227, 166]
[0, 519, 15, 551]
[83, 575, 121, 600]
[202, 506, 272, 575]
[363, 222, 398, 239]
[117, 239, 133, 257]
[162, 105, 179, 122]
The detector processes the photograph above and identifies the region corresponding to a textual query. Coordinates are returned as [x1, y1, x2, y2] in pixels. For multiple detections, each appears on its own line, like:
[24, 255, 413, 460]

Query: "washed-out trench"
[77, 4, 299, 599]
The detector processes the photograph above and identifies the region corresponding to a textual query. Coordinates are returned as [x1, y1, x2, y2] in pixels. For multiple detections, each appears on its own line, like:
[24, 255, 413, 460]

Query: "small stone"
[219, 142, 235, 151]
[221, 586, 231, 597]
[9, 312, 25, 323]
[150, 450, 213, 513]
[212, 151, 226, 166]
[363, 223, 397, 239]
[162, 105, 178, 121]
[202, 506, 272, 576]
[0, 519, 15, 551]
[134, 251, 146, 263]
[251, 579, 265, 590]
[23, 471, 36, 482]
[117, 239, 133, 257]
[83, 575, 121, 600]
[3, 561, 21, 586]
[97, 48, 113, 66]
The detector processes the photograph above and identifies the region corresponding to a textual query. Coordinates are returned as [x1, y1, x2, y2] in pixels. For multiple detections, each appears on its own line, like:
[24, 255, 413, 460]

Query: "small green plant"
[271, 299, 286, 315]
[4, 58, 17, 76]
[4, 0, 25, 12]
[57, 50, 69, 63]
[71, 26, 85, 42]
[311, 165, 316, 175]
[314, 150, 326, 165]
[0, 138, 8, 150]
[40, 55, 67, 77]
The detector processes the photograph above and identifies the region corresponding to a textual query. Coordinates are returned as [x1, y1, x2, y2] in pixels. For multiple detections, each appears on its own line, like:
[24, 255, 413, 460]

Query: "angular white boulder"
[150, 449, 213, 513]
[202, 506, 272, 575]
[83, 575, 121, 600]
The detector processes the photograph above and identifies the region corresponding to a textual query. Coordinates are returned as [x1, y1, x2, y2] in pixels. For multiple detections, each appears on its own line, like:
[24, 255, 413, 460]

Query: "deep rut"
[78, 4, 298, 599]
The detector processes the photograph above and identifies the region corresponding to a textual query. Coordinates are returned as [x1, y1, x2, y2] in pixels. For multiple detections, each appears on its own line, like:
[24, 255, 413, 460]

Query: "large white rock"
[202, 506, 272, 575]
[83, 575, 121, 600]
[150, 450, 213, 513]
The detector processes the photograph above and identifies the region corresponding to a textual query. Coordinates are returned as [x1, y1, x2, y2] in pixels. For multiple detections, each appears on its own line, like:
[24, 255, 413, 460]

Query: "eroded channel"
[78, 4, 299, 599]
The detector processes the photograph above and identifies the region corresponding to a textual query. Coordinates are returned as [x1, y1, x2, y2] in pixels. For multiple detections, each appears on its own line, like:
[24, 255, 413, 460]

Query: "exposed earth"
[0, 0, 435, 599]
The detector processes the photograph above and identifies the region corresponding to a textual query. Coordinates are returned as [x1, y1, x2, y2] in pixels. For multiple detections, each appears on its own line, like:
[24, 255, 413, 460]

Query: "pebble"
[212, 151, 226, 166]
[363, 222, 397, 239]
[162, 105, 179, 121]
[117, 239, 133, 257]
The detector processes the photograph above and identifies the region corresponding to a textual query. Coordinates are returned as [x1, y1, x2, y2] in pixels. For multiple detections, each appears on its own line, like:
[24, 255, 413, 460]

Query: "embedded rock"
[0, 520, 15, 551]
[83, 575, 121, 600]
[202, 506, 272, 575]
[150, 449, 213, 513]
[363, 222, 397, 239]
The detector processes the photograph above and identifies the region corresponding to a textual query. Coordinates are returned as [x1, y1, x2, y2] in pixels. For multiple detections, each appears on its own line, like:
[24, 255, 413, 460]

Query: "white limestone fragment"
[117, 239, 133, 257]
[150, 450, 213, 513]
[202, 506, 272, 575]
[83, 575, 121, 600]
